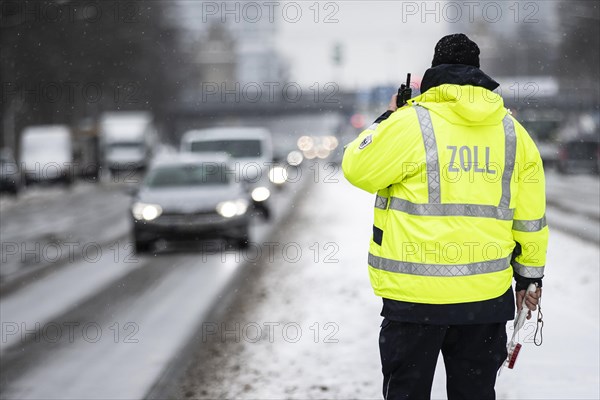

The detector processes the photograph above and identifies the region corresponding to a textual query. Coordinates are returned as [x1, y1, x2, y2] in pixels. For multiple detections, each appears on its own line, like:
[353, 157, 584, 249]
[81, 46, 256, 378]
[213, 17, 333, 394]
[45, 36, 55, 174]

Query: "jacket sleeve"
[511, 122, 549, 289]
[342, 108, 421, 194]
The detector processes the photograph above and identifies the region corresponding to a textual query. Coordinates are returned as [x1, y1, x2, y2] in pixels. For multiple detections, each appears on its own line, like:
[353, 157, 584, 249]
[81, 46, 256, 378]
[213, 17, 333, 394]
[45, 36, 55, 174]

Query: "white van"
[180, 127, 274, 218]
[99, 112, 156, 172]
[20, 125, 74, 185]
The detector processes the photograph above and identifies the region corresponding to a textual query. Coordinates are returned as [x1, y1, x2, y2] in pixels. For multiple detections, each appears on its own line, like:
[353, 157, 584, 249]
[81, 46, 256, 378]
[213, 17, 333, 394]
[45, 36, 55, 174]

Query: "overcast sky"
[181, 1, 561, 89]
[276, 1, 450, 89]
[275, 1, 561, 89]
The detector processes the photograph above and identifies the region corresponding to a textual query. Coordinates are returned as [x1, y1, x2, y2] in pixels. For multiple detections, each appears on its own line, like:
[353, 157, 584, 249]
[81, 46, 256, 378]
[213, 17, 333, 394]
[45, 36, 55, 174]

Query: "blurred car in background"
[534, 140, 560, 170]
[181, 127, 274, 219]
[518, 110, 562, 170]
[131, 154, 251, 253]
[557, 135, 600, 174]
[19, 125, 74, 186]
[99, 112, 157, 173]
[0, 148, 22, 195]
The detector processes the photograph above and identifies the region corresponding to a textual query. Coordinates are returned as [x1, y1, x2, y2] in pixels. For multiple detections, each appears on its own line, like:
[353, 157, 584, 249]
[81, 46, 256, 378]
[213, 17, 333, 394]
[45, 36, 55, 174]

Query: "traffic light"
[332, 42, 344, 66]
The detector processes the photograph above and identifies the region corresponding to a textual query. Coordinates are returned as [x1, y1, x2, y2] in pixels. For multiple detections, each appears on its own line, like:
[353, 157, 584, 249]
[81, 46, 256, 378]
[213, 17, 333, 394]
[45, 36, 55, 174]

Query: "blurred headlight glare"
[216, 201, 237, 218]
[322, 136, 339, 150]
[251, 186, 271, 202]
[297, 135, 314, 151]
[287, 151, 303, 166]
[132, 202, 163, 221]
[217, 199, 248, 218]
[269, 166, 288, 185]
[303, 148, 317, 159]
[316, 147, 331, 159]
[235, 199, 249, 215]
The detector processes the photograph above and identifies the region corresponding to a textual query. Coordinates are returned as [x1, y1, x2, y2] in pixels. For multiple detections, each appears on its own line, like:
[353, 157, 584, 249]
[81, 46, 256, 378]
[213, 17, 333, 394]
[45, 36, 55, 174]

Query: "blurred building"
[166, 0, 288, 90]
[196, 24, 237, 84]
[229, 17, 287, 85]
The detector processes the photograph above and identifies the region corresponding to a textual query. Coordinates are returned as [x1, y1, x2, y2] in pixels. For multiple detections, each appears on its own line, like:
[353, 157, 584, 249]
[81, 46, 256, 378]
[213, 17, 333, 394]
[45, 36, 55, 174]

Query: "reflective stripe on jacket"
[342, 84, 548, 304]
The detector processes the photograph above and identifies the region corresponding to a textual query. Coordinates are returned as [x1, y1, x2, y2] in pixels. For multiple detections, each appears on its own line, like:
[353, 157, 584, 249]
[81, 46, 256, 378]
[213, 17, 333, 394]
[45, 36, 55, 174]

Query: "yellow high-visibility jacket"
[343, 84, 548, 304]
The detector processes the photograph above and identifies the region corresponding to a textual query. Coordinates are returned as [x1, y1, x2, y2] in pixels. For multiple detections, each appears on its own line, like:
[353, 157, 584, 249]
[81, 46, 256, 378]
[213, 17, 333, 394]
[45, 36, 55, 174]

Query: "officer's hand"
[388, 94, 398, 112]
[515, 287, 542, 320]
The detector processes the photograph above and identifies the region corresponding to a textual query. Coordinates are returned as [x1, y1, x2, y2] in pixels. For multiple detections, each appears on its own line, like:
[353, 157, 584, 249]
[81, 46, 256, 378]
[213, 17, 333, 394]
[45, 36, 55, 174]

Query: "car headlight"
[251, 186, 270, 202]
[287, 150, 303, 166]
[269, 166, 288, 185]
[216, 199, 248, 218]
[132, 202, 163, 221]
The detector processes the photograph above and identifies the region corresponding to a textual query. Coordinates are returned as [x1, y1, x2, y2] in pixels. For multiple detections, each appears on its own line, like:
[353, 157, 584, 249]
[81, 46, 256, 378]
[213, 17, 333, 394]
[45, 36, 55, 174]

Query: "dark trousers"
[379, 319, 507, 400]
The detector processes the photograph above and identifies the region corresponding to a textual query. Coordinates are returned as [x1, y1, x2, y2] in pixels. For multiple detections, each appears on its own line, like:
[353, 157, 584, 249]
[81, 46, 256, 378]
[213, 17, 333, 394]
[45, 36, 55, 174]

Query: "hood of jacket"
[408, 64, 507, 126]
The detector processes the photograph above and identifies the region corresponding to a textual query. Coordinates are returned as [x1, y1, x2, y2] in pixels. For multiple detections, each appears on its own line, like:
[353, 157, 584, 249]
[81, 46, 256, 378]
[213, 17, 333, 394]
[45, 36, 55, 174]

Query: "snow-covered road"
[0, 181, 132, 293]
[173, 170, 599, 400]
[0, 115, 344, 399]
[0, 153, 597, 399]
[545, 171, 600, 244]
[0, 174, 306, 399]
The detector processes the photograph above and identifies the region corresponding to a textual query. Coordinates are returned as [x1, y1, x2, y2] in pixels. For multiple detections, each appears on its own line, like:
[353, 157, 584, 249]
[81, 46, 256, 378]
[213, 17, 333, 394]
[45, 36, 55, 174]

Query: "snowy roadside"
[495, 229, 600, 399]
[545, 171, 600, 245]
[173, 173, 382, 399]
[173, 171, 599, 400]
[0, 173, 307, 399]
[0, 181, 131, 293]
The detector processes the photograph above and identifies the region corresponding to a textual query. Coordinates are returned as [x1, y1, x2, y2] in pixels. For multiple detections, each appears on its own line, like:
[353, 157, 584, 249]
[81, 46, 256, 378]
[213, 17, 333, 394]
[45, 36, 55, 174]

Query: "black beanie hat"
[432, 33, 480, 68]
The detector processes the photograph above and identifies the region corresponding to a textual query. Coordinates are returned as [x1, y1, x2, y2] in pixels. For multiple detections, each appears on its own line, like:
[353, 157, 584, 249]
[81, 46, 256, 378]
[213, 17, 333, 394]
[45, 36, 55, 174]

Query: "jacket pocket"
[373, 225, 384, 246]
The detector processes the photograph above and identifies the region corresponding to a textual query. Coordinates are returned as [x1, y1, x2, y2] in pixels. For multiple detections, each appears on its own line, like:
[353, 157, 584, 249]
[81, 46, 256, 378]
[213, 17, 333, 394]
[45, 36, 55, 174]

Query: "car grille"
[156, 211, 221, 225]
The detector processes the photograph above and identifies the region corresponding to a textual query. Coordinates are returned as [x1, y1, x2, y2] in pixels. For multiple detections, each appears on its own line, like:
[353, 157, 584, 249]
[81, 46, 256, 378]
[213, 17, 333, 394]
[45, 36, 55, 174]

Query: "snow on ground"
[176, 170, 600, 399]
[544, 171, 599, 244]
[176, 173, 382, 399]
[0, 181, 131, 288]
[0, 177, 301, 400]
[495, 229, 600, 399]
[545, 171, 599, 220]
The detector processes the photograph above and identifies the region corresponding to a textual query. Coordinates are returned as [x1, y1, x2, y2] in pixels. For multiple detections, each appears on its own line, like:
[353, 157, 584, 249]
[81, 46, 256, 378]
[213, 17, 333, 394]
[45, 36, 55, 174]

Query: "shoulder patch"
[358, 134, 373, 150]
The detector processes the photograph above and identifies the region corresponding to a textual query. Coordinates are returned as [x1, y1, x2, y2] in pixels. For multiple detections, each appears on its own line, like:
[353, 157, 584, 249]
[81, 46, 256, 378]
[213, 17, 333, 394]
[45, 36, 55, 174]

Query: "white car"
[181, 127, 274, 219]
[131, 153, 252, 252]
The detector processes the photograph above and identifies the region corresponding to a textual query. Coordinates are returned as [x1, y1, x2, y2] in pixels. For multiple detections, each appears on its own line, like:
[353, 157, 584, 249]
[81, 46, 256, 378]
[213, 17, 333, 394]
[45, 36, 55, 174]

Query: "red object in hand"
[507, 343, 522, 369]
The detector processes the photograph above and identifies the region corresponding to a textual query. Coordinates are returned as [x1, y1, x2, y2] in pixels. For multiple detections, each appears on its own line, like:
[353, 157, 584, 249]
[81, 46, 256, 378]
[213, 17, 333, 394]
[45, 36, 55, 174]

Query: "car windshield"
[144, 164, 229, 188]
[190, 139, 262, 158]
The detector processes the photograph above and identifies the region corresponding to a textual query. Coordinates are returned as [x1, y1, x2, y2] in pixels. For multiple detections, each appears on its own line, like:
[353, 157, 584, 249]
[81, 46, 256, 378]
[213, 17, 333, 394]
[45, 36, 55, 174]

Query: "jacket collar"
[420, 64, 499, 94]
